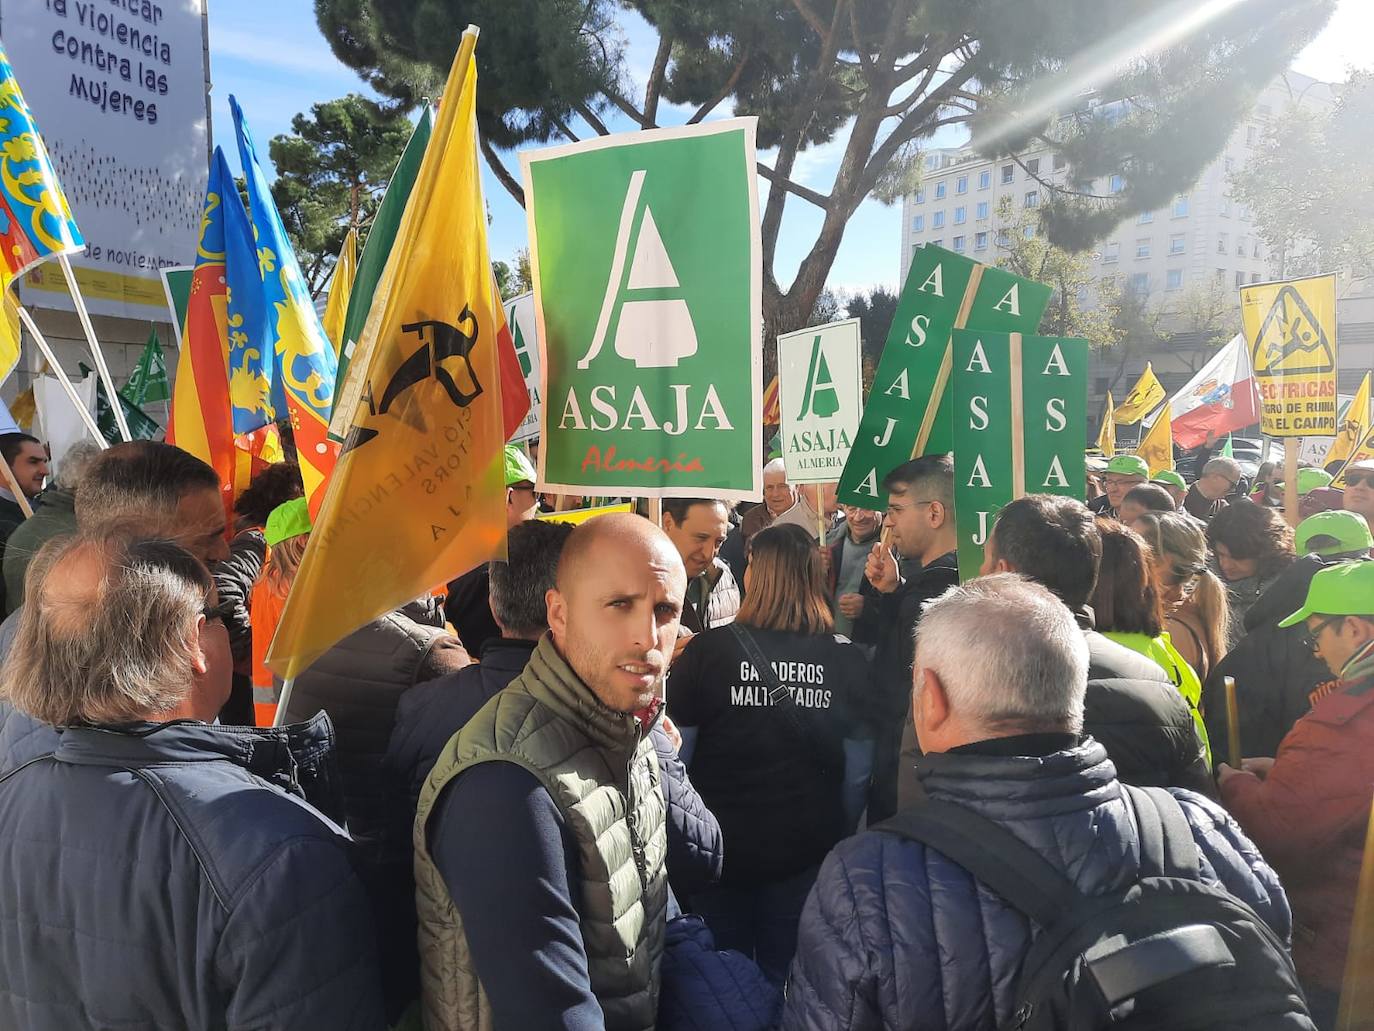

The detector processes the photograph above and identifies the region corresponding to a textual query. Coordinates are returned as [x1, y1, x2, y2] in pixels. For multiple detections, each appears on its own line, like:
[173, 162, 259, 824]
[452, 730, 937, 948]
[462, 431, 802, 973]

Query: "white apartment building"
[899, 71, 1335, 314]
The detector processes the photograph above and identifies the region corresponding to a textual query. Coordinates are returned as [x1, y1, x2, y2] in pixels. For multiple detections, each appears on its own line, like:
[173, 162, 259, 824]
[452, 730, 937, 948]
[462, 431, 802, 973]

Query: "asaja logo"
[577, 169, 698, 370]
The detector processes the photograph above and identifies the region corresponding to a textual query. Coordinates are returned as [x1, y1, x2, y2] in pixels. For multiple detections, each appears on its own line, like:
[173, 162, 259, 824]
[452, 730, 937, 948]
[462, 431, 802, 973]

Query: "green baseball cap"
[1278, 560, 1374, 627]
[504, 444, 537, 487]
[1276, 468, 1334, 495]
[1296, 510, 1373, 558]
[265, 498, 313, 547]
[1152, 470, 1186, 491]
[1106, 454, 1150, 479]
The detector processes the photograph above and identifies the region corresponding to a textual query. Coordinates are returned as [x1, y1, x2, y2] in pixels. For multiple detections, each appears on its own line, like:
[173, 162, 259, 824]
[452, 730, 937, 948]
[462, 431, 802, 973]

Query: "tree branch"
[847, 0, 877, 80]
[643, 33, 674, 126]
[479, 133, 526, 208]
[574, 101, 611, 136]
[788, 0, 829, 39]
[756, 163, 830, 209]
[603, 88, 653, 128]
[551, 115, 581, 143]
[688, 47, 751, 124]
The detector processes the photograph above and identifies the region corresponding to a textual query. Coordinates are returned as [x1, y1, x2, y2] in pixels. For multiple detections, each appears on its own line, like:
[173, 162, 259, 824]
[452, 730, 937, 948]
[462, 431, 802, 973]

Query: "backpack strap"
[1122, 785, 1201, 880]
[875, 801, 1082, 929]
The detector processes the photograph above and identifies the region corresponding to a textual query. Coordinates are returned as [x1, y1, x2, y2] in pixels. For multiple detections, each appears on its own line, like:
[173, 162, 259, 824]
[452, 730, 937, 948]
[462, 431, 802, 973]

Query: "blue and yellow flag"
[230, 96, 339, 505]
[0, 43, 84, 296]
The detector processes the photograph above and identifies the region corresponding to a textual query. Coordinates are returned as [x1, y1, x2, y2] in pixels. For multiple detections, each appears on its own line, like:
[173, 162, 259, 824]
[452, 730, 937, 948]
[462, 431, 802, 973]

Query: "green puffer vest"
[413, 635, 668, 1031]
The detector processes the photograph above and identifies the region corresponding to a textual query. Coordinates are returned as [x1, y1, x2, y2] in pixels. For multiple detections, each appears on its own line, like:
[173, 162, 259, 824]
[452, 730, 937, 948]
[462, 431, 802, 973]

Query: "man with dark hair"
[0, 432, 50, 614]
[856, 454, 959, 820]
[3, 441, 99, 615]
[0, 441, 232, 772]
[662, 497, 739, 637]
[1118, 482, 1177, 527]
[976, 494, 1215, 797]
[0, 529, 384, 1029]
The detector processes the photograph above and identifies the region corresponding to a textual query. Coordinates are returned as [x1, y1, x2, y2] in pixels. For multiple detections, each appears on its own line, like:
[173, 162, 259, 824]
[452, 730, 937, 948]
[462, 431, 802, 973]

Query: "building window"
[914, 189, 925, 204]
[1001, 164, 1015, 184]
[975, 231, 989, 251]
[953, 235, 966, 252]
[1251, 272, 1262, 283]
[976, 201, 989, 220]
[1169, 234, 1186, 255]
[954, 206, 967, 225]
[979, 170, 991, 190]
[932, 210, 945, 228]
[1026, 158, 1040, 176]
[1139, 210, 1154, 224]
[1103, 242, 1120, 263]
[1246, 125, 1257, 146]
[1219, 195, 1230, 217]
[1023, 225, 1036, 240]
[912, 215, 924, 232]
[1024, 190, 1040, 208]
[1109, 174, 1125, 194]
[1166, 268, 1183, 290]
[1053, 153, 1066, 171]
[935, 181, 947, 199]
[1216, 268, 1226, 284]
[1253, 240, 1262, 259]
[1173, 194, 1189, 217]
[1217, 233, 1228, 255]
[1136, 238, 1151, 259]
[956, 175, 968, 194]
[1129, 272, 1149, 295]
[1235, 271, 1246, 289]
[1236, 236, 1247, 257]
[995, 230, 1010, 248]
[932, 238, 943, 247]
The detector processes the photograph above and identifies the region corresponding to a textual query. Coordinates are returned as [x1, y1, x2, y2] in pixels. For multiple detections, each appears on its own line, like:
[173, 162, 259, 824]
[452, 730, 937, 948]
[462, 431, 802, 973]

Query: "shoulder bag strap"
[1122, 784, 1201, 879]
[875, 800, 1082, 929]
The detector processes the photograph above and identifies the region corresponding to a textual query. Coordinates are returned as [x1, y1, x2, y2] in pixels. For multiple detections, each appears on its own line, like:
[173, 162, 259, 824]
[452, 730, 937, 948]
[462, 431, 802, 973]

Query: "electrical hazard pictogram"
[1251, 284, 1335, 375]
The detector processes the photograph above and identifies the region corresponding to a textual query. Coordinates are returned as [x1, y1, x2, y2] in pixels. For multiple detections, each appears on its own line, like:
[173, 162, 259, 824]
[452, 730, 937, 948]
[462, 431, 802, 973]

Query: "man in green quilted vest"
[414, 512, 685, 1030]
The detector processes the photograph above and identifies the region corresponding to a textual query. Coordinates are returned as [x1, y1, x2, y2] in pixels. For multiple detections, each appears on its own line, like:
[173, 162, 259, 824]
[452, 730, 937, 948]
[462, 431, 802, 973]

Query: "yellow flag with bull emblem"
[1136, 402, 1174, 476]
[1113, 363, 1166, 425]
[267, 27, 508, 679]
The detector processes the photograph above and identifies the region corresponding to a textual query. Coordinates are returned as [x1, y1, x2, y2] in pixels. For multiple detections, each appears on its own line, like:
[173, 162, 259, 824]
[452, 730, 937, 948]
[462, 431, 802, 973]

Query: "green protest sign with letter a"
[522, 119, 762, 501]
[838, 244, 1051, 510]
[777, 317, 862, 485]
[951, 330, 1087, 578]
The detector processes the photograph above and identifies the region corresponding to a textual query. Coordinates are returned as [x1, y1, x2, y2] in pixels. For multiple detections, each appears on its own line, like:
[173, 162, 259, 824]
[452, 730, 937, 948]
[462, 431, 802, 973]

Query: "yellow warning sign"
[1241, 273, 1338, 437]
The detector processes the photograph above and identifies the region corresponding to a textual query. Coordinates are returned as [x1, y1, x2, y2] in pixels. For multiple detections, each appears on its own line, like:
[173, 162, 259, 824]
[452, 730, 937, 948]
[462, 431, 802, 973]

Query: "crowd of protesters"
[0, 429, 1370, 1030]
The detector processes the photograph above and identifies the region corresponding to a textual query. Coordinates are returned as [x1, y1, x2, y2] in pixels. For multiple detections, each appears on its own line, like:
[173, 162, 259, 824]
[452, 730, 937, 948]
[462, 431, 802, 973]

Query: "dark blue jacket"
[783, 738, 1292, 1031]
[658, 914, 782, 1031]
[387, 635, 725, 893]
[0, 720, 384, 1030]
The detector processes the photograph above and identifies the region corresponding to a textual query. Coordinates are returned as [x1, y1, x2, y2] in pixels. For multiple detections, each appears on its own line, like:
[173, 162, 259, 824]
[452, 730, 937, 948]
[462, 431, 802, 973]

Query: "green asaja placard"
[950, 330, 1088, 579]
[777, 317, 862, 485]
[838, 245, 1051, 509]
[522, 119, 762, 501]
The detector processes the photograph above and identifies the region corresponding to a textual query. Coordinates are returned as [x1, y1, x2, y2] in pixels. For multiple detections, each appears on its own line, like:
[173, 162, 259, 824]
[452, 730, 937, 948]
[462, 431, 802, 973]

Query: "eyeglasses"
[1345, 471, 1374, 488]
[1302, 615, 1346, 653]
[887, 499, 938, 515]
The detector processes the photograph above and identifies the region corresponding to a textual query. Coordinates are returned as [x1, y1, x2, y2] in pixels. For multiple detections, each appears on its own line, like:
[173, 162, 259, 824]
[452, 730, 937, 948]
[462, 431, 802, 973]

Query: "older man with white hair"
[784, 574, 1299, 1031]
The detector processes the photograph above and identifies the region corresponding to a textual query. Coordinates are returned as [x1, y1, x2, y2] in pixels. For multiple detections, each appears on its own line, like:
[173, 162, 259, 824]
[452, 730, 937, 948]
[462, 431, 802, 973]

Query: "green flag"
[838, 245, 1052, 510]
[121, 327, 170, 406]
[523, 119, 762, 500]
[328, 105, 434, 437]
[81, 362, 161, 444]
[950, 331, 1088, 577]
[1221, 433, 1234, 457]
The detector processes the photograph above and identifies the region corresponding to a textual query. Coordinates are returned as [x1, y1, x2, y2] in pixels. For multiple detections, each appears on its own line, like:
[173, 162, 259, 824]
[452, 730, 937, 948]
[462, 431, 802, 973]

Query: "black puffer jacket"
[783, 739, 1292, 1031]
[1203, 554, 1371, 761]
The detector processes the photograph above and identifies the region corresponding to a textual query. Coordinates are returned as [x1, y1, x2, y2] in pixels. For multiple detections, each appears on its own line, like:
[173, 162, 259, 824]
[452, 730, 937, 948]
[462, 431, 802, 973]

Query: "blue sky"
[210, 0, 1374, 298]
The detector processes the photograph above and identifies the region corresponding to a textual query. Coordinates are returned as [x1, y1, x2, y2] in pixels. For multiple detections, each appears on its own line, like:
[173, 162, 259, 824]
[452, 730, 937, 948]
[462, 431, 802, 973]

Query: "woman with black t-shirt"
[668, 523, 874, 986]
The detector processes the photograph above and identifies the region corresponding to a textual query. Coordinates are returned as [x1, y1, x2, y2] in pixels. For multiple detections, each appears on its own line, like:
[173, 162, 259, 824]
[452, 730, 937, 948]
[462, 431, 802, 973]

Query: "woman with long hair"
[1092, 518, 1211, 761]
[1133, 512, 1232, 681]
[1206, 501, 1296, 638]
[668, 523, 873, 985]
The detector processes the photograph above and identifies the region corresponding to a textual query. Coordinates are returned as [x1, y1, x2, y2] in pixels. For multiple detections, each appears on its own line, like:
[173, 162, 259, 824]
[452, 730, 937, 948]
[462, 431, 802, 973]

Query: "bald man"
[413, 514, 686, 1031]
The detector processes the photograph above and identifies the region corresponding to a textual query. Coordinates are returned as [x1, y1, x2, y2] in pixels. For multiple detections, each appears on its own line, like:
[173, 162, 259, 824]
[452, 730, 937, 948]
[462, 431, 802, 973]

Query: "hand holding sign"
[866, 542, 898, 594]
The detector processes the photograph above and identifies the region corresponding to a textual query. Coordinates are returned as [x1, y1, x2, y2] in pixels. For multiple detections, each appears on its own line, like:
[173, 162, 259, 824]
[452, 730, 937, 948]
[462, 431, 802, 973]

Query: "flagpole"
[15, 304, 108, 449]
[58, 255, 131, 441]
[272, 677, 294, 728]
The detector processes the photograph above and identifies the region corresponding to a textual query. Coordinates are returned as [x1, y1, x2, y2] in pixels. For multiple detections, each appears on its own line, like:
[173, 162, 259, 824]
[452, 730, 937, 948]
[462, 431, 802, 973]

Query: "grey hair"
[53, 440, 102, 491]
[914, 573, 1088, 735]
[2, 530, 211, 726]
[762, 458, 787, 478]
[1202, 457, 1242, 482]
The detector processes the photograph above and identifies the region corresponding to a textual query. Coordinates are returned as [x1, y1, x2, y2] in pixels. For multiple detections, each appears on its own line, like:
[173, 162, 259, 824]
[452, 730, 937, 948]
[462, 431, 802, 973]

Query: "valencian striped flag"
[167, 152, 239, 513]
[0, 43, 84, 297]
[230, 96, 340, 507]
[268, 27, 513, 678]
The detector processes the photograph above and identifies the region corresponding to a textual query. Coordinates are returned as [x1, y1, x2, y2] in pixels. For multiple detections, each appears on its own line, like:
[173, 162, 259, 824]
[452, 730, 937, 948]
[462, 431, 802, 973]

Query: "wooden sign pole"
[1283, 442, 1301, 528]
